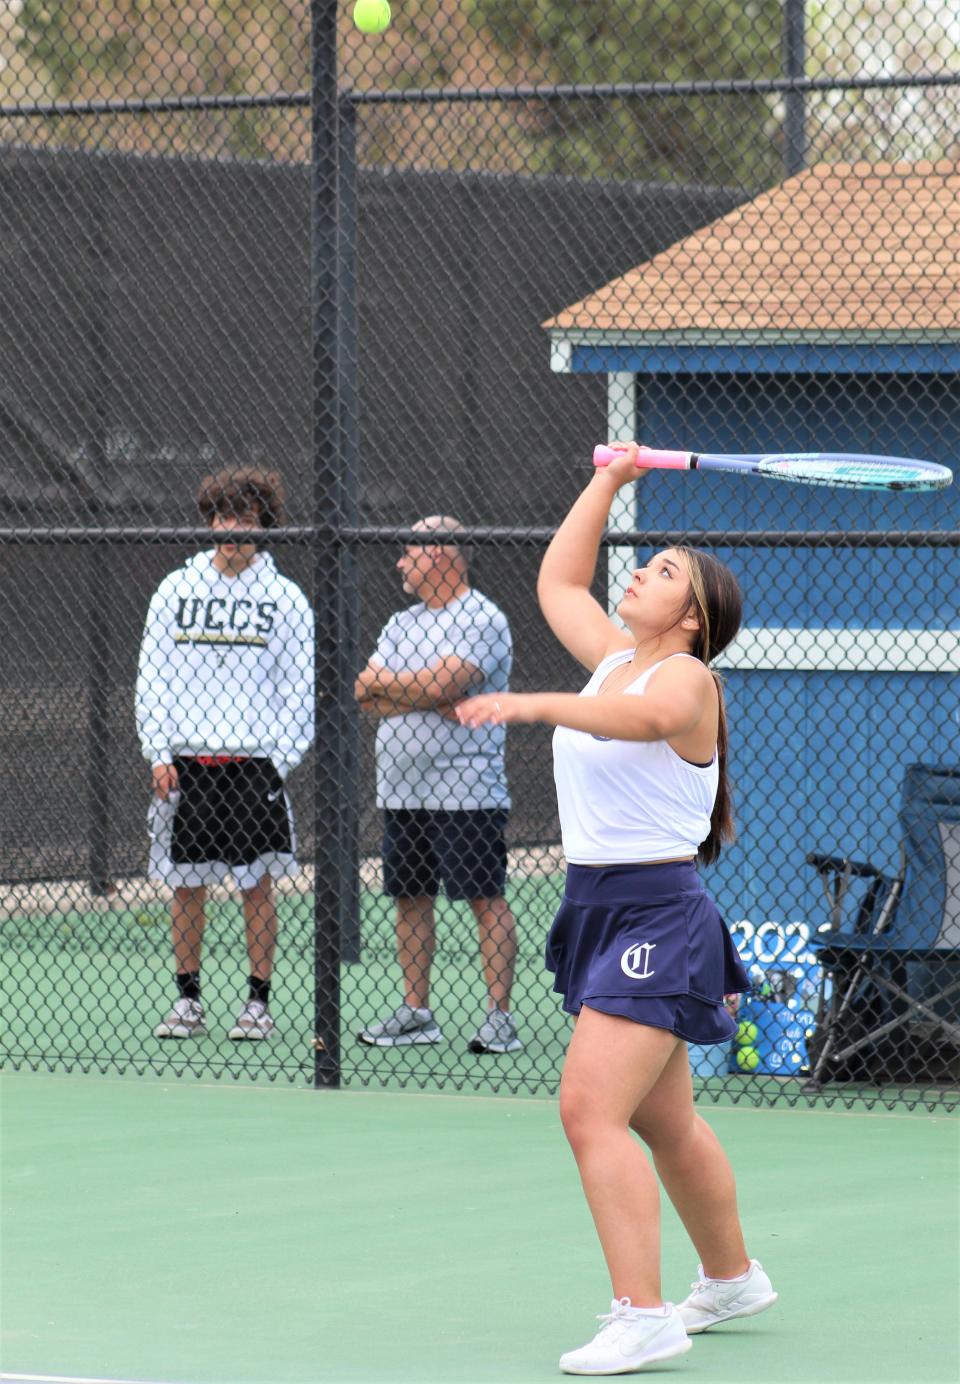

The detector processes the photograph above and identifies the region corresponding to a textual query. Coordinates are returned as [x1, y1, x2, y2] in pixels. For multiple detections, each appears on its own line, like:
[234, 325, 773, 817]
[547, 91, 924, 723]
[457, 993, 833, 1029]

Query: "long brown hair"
[675, 547, 743, 865]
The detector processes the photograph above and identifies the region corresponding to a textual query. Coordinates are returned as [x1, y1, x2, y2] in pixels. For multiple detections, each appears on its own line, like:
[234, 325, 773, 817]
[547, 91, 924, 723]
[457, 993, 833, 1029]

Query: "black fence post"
[337, 94, 361, 967]
[784, 0, 807, 177]
[86, 164, 111, 898]
[310, 0, 343, 1087]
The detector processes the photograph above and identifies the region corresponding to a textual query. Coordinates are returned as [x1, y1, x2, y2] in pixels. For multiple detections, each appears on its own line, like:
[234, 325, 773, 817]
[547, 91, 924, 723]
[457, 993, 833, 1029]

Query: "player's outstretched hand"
[455, 692, 540, 728]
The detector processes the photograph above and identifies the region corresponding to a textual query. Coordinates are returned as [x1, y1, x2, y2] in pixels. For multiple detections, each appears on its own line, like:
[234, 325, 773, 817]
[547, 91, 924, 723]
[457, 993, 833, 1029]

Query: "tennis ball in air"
[353, 0, 391, 34]
[736, 1046, 761, 1072]
[736, 1020, 759, 1046]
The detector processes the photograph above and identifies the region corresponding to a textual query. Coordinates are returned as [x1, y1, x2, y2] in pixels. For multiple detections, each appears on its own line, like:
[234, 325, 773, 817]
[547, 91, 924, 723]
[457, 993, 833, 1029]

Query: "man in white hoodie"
[136, 468, 314, 1042]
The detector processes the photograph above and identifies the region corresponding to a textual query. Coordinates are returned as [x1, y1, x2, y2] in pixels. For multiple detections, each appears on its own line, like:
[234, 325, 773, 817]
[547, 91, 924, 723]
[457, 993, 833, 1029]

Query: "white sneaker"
[154, 997, 206, 1039]
[559, 1299, 691, 1375]
[228, 999, 275, 1041]
[677, 1260, 778, 1334]
[467, 1007, 524, 1054]
[357, 1003, 443, 1046]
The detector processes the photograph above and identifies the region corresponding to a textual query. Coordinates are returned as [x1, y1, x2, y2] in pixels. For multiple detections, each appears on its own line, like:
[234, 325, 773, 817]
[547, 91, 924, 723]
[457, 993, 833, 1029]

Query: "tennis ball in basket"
[353, 0, 391, 33]
[736, 1046, 761, 1072]
[736, 1020, 759, 1046]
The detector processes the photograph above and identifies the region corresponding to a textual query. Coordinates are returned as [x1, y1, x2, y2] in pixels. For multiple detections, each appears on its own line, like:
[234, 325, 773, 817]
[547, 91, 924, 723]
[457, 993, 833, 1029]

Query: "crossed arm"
[355, 656, 483, 718]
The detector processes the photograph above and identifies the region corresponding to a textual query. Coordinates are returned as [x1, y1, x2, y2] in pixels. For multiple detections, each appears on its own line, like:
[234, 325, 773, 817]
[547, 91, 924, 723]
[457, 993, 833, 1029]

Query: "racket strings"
[760, 457, 950, 491]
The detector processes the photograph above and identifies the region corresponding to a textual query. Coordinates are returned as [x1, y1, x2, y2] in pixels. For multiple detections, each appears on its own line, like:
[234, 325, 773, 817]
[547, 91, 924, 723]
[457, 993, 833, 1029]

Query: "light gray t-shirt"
[372, 589, 512, 810]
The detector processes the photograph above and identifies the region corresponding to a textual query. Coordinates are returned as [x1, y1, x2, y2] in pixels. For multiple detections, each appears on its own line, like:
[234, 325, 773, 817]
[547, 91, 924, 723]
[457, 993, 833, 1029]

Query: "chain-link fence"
[1, 2, 957, 1111]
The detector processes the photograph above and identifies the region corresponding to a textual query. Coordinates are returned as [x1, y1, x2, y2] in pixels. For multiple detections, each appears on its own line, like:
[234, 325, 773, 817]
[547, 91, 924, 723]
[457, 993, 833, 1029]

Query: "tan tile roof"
[545, 160, 960, 339]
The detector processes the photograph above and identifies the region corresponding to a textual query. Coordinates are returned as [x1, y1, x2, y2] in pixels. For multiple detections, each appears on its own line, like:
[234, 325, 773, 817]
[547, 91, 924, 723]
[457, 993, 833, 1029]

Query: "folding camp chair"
[804, 763, 960, 1089]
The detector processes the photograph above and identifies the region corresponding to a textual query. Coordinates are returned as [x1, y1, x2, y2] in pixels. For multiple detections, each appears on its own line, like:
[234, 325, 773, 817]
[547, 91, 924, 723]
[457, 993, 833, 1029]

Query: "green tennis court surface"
[4, 877, 956, 1113]
[1, 1072, 957, 1384]
[1, 877, 572, 1095]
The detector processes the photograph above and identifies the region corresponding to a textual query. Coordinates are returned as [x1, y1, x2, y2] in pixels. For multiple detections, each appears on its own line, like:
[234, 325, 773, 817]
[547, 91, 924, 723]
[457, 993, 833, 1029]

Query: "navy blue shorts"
[382, 809, 508, 901]
[545, 861, 750, 1045]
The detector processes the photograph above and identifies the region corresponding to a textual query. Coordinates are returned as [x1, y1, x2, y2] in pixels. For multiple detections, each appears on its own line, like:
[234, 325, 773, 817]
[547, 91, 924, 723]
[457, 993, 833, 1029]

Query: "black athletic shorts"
[170, 757, 292, 867]
[382, 808, 508, 901]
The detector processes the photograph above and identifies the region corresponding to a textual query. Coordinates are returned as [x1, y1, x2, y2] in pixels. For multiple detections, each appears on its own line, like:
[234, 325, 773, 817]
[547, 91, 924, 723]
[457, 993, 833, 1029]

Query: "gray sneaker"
[358, 1004, 444, 1047]
[154, 997, 206, 1039]
[468, 1008, 523, 1054]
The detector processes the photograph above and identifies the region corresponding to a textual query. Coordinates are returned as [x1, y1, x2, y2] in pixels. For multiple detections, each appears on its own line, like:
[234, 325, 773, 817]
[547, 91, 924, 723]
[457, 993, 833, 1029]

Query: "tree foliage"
[472, 0, 786, 185]
[1, 2, 311, 160]
[0, 1, 955, 178]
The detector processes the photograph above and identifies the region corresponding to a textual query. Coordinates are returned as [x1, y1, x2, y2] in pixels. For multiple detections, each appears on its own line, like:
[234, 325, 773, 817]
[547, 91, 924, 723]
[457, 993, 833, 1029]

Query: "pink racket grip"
[592, 445, 693, 470]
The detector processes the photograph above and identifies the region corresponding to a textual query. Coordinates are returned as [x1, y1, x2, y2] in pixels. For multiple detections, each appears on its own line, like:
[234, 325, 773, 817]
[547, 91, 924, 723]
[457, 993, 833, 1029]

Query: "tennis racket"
[592, 444, 952, 492]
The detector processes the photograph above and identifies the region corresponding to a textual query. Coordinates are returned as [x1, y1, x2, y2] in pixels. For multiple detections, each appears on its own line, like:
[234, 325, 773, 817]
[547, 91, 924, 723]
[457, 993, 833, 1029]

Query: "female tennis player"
[457, 443, 777, 1374]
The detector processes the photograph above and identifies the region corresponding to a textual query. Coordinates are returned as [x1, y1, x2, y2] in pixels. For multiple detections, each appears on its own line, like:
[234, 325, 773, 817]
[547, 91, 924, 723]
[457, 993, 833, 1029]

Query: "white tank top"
[552, 651, 719, 864]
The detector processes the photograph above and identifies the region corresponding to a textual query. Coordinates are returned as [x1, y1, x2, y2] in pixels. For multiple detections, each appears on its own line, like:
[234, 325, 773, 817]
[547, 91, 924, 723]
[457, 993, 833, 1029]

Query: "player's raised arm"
[537, 443, 647, 671]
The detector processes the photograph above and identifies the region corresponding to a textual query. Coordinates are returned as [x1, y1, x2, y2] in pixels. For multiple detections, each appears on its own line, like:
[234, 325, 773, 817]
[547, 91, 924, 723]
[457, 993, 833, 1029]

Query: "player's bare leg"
[560, 1007, 677, 1304]
[630, 1041, 748, 1278]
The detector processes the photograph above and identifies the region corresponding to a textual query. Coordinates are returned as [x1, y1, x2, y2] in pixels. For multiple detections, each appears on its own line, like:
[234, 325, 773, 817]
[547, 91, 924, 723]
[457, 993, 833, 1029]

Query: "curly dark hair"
[196, 467, 286, 529]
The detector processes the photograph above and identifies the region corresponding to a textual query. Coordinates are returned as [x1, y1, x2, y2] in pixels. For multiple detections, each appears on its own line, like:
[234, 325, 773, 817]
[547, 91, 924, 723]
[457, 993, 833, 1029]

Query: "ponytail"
[675, 547, 742, 866]
[699, 669, 733, 866]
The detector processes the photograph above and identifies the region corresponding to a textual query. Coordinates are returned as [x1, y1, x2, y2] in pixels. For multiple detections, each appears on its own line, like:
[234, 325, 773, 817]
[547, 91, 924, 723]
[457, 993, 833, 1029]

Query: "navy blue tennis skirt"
[545, 861, 750, 1045]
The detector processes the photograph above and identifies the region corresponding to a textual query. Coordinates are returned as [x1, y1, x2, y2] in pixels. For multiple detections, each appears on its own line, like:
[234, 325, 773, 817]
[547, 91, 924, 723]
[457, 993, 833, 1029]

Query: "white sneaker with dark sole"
[357, 1003, 443, 1046]
[677, 1259, 778, 1334]
[228, 999, 275, 1041]
[154, 998, 206, 1039]
[560, 1300, 692, 1375]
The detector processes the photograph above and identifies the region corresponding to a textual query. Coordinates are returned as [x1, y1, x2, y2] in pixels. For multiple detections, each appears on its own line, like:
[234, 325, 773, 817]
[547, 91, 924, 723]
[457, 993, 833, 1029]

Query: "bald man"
[355, 517, 522, 1055]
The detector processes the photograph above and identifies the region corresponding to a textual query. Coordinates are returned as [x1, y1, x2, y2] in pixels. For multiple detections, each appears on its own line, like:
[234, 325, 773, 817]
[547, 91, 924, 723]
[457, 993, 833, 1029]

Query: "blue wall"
[632, 372, 960, 928]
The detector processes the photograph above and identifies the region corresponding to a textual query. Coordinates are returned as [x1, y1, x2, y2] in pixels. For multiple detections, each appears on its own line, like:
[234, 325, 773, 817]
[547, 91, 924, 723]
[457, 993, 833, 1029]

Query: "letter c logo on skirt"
[620, 942, 657, 980]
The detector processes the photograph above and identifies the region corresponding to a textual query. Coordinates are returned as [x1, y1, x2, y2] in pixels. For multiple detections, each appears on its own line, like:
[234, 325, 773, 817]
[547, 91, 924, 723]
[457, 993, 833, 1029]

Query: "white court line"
[0, 1373, 183, 1384]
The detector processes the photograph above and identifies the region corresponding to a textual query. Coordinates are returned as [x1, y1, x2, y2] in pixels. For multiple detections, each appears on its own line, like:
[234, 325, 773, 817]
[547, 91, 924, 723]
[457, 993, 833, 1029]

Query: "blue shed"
[545, 160, 960, 937]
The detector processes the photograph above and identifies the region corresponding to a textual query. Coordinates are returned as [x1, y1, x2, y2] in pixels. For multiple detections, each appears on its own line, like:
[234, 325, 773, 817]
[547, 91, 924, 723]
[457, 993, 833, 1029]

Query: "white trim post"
[606, 371, 637, 622]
